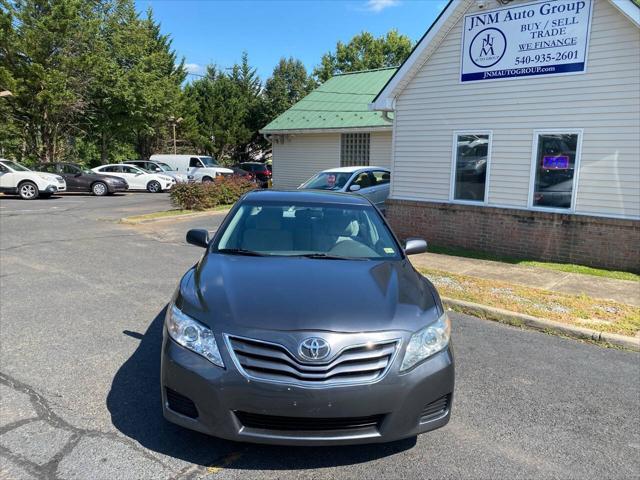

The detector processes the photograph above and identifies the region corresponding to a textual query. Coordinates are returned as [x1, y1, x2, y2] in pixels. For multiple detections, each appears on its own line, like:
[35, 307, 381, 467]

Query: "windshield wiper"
[216, 248, 266, 257]
[298, 253, 365, 261]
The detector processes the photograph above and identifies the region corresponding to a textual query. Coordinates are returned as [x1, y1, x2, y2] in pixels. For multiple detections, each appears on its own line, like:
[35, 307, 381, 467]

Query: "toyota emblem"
[299, 337, 331, 361]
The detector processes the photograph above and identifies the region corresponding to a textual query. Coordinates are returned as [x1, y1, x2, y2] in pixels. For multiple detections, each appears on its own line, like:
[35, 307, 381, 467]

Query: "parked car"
[235, 162, 271, 187]
[150, 154, 233, 183]
[0, 158, 66, 199]
[36, 162, 128, 196]
[162, 190, 452, 445]
[124, 160, 192, 184]
[299, 166, 391, 210]
[91, 164, 175, 192]
[229, 166, 256, 183]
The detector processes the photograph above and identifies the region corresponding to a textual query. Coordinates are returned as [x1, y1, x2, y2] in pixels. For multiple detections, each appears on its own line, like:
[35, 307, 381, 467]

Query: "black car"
[235, 162, 271, 187]
[36, 162, 128, 196]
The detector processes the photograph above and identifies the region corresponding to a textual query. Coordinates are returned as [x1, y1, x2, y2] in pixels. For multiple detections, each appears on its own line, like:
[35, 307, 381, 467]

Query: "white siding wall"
[370, 131, 393, 169]
[392, 0, 640, 219]
[272, 134, 340, 189]
[272, 130, 393, 189]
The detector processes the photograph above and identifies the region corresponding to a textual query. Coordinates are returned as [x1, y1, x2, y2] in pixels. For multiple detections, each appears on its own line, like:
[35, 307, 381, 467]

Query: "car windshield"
[301, 172, 353, 191]
[213, 202, 401, 260]
[2, 160, 30, 172]
[200, 156, 219, 167]
[156, 162, 173, 171]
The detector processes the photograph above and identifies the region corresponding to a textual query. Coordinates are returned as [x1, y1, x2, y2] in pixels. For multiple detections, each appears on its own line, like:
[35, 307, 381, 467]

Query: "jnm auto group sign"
[461, 0, 593, 82]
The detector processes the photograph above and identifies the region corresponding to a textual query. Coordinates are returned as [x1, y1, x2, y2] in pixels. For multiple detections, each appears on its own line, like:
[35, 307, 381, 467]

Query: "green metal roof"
[261, 67, 397, 133]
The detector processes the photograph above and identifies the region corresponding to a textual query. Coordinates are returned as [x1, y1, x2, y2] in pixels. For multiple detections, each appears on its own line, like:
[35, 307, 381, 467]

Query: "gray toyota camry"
[161, 190, 454, 445]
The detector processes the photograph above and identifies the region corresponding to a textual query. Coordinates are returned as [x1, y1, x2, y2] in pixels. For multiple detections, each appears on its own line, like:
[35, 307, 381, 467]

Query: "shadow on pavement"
[107, 307, 416, 470]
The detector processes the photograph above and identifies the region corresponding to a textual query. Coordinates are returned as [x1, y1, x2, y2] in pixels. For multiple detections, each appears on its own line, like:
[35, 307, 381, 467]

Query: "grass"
[428, 244, 640, 282]
[120, 205, 230, 223]
[419, 267, 640, 337]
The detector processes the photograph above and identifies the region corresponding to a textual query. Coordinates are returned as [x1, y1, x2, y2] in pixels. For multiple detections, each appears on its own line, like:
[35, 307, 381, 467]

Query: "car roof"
[243, 189, 371, 206]
[321, 166, 389, 174]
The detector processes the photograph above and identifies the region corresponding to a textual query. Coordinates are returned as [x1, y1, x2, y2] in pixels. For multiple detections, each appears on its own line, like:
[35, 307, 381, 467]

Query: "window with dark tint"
[39, 164, 58, 173]
[341, 133, 370, 167]
[121, 166, 140, 174]
[190, 157, 204, 168]
[61, 164, 80, 174]
[102, 166, 121, 173]
[0, 164, 8, 173]
[532, 133, 579, 209]
[453, 134, 489, 202]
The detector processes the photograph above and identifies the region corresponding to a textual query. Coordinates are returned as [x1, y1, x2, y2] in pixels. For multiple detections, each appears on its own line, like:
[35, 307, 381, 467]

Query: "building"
[261, 68, 396, 189]
[370, 0, 640, 271]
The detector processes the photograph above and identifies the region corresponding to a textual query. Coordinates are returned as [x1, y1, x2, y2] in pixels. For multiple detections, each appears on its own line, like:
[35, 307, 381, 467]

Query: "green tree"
[313, 30, 413, 82]
[263, 57, 315, 120]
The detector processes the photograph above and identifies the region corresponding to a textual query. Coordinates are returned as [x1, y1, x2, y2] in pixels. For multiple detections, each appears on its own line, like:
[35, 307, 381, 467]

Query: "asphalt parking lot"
[1, 193, 639, 480]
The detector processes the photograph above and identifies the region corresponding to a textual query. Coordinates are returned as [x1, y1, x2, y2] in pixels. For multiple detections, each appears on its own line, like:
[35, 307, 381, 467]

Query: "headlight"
[400, 313, 450, 372]
[166, 304, 224, 367]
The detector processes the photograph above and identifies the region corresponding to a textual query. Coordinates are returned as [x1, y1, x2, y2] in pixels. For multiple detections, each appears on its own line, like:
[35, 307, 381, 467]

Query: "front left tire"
[18, 181, 39, 200]
[147, 180, 162, 193]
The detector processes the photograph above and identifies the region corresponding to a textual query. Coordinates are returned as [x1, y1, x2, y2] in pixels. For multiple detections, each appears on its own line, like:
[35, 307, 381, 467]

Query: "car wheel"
[147, 180, 162, 193]
[18, 181, 38, 200]
[201, 176, 213, 184]
[92, 182, 108, 196]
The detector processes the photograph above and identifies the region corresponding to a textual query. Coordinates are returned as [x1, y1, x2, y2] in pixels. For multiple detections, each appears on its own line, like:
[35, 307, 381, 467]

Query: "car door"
[60, 164, 84, 191]
[369, 170, 391, 208]
[188, 157, 205, 176]
[120, 165, 146, 189]
[0, 163, 11, 189]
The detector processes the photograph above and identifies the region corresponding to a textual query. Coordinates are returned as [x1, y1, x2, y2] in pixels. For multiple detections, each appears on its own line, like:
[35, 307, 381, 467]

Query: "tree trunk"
[100, 131, 109, 165]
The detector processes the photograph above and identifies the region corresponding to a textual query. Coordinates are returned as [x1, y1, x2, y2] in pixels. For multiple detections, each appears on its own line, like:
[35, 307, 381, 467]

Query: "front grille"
[226, 336, 398, 386]
[165, 388, 198, 419]
[420, 394, 450, 422]
[235, 411, 384, 432]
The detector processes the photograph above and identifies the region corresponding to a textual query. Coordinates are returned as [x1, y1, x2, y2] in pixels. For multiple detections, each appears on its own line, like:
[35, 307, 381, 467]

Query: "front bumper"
[161, 329, 454, 446]
[45, 184, 66, 192]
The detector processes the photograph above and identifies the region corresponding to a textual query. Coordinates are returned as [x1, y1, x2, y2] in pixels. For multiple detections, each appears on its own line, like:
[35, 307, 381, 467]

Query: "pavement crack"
[0, 233, 138, 252]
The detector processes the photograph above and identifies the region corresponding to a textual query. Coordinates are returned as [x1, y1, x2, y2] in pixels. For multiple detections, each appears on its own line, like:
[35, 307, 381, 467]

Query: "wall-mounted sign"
[542, 155, 570, 169]
[461, 0, 593, 83]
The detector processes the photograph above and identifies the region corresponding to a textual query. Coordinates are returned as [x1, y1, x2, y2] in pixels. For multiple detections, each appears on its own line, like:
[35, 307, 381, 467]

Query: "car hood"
[176, 255, 441, 334]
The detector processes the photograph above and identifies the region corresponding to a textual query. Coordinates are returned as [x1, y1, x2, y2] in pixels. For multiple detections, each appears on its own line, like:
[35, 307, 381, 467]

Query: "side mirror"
[349, 184, 361, 192]
[404, 238, 428, 256]
[186, 229, 209, 248]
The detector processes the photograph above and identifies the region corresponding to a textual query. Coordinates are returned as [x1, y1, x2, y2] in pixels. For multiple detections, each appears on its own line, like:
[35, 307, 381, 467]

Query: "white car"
[0, 158, 67, 199]
[91, 164, 176, 193]
[299, 166, 391, 210]
[149, 154, 233, 183]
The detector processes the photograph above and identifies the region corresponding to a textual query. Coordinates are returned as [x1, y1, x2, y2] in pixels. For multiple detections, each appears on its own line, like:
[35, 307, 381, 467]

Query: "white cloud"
[364, 0, 401, 13]
[183, 63, 203, 75]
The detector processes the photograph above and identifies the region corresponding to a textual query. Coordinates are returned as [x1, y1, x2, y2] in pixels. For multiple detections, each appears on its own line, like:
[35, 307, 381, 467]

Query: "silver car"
[299, 166, 391, 210]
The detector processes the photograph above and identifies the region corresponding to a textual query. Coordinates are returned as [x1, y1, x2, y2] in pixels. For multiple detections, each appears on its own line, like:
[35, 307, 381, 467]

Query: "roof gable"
[371, 0, 639, 111]
[261, 68, 396, 133]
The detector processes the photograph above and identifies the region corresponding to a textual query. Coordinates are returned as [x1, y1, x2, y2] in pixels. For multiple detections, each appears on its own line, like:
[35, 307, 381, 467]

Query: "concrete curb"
[442, 297, 640, 351]
[120, 208, 230, 225]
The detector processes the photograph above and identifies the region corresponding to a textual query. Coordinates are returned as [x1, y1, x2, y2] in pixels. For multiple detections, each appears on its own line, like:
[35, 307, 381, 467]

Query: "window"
[352, 172, 373, 189]
[39, 164, 58, 173]
[530, 131, 581, 210]
[61, 164, 80, 174]
[0, 164, 8, 173]
[121, 166, 141, 174]
[371, 170, 390, 185]
[452, 132, 491, 202]
[190, 157, 204, 168]
[341, 133, 370, 167]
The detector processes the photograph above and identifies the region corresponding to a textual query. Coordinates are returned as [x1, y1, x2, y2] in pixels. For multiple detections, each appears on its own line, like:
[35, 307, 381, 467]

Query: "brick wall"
[386, 199, 640, 273]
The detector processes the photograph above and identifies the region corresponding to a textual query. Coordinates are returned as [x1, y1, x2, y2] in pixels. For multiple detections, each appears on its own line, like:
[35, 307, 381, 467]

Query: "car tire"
[201, 176, 214, 184]
[92, 182, 108, 196]
[18, 181, 39, 200]
[147, 180, 162, 193]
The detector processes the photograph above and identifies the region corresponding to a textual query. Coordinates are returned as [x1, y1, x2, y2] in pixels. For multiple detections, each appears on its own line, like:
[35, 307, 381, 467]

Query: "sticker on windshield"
[384, 248, 395, 254]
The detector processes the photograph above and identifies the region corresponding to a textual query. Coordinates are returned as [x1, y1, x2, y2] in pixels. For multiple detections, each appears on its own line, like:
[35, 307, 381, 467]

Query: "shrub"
[170, 176, 256, 210]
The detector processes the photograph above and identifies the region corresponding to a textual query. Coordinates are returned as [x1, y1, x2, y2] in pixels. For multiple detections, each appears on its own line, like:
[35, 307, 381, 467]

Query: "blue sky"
[134, 0, 448, 81]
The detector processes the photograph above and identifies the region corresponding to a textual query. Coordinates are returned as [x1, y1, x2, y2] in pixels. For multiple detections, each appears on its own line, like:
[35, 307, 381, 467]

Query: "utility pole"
[168, 116, 183, 154]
